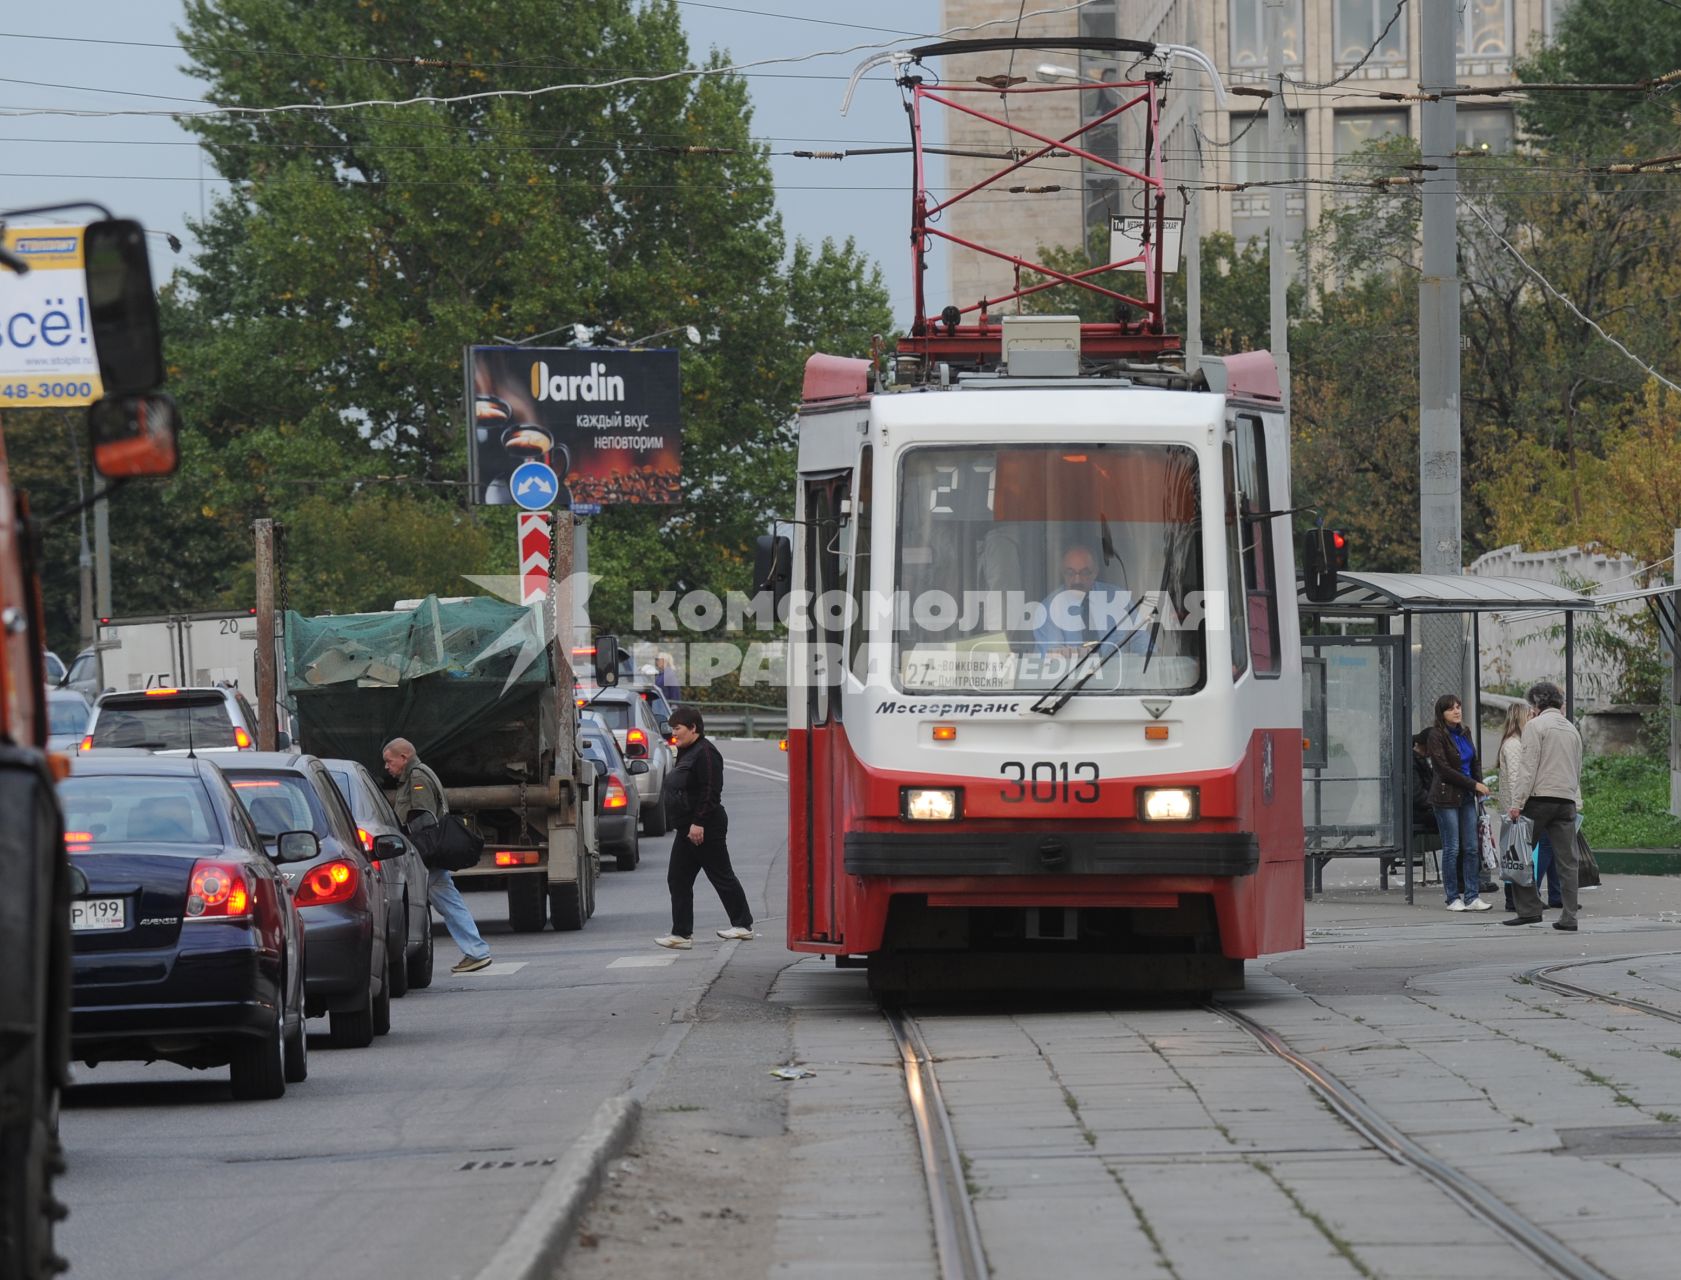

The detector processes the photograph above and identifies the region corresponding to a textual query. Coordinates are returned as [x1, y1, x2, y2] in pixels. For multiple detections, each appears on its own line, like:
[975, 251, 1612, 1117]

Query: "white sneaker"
[1466, 898, 1493, 912]
[1446, 900, 1466, 911]
[654, 935, 693, 950]
[717, 926, 755, 941]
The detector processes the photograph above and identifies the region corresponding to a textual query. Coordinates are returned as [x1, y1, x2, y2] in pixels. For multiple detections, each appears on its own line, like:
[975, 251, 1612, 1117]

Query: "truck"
[1, 212, 180, 1277]
[283, 595, 602, 932]
[68, 609, 261, 697]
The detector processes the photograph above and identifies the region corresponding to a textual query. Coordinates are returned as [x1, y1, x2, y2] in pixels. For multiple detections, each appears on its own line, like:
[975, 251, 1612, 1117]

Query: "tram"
[769, 37, 1313, 996]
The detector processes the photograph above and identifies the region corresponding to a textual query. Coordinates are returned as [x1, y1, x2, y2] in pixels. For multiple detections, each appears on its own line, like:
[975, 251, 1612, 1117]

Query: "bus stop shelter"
[1298, 572, 1600, 904]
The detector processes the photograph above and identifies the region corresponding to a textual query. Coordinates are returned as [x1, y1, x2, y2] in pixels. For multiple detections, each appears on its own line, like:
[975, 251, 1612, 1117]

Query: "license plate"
[71, 897, 127, 932]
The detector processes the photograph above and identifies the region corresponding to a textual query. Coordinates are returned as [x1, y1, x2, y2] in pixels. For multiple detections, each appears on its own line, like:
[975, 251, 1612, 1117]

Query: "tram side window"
[806, 475, 849, 724]
[1224, 444, 1250, 680]
[1235, 415, 1280, 676]
[848, 448, 874, 682]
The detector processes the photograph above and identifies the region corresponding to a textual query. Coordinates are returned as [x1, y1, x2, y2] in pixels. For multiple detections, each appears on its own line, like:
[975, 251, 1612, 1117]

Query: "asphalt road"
[57, 738, 791, 1280]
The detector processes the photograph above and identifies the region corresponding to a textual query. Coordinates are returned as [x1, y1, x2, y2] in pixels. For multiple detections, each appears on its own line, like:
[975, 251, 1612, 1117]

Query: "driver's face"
[1061, 552, 1097, 592]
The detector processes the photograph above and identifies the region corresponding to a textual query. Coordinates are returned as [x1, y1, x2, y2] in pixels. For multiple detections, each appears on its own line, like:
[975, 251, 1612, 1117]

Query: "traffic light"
[1303, 528, 1349, 603]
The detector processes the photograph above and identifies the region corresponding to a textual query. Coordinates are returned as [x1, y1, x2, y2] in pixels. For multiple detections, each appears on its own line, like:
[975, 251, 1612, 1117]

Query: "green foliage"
[122, 0, 892, 631]
[1581, 754, 1681, 848]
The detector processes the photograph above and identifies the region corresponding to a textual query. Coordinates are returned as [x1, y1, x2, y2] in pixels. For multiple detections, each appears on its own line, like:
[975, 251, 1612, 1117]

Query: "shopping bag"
[1498, 815, 1536, 887]
[1576, 830, 1601, 888]
[1479, 809, 1501, 878]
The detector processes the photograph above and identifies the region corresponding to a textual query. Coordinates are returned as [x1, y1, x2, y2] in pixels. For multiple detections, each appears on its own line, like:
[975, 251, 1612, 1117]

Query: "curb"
[471, 938, 743, 1280]
[472, 1093, 640, 1280]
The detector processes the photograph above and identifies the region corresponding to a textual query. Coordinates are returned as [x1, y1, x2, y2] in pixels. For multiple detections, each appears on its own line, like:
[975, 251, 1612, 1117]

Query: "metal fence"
[684, 701, 787, 737]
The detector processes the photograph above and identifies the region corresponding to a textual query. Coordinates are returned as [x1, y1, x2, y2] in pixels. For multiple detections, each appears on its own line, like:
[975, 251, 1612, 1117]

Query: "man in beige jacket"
[1503, 681, 1585, 931]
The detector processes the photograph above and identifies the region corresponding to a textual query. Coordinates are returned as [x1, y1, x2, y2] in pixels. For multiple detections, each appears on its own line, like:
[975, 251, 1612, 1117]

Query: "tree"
[159, 0, 891, 625]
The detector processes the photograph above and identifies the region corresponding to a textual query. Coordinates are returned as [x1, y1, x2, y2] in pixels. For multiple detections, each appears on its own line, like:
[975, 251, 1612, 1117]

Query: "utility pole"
[94, 496, 111, 622]
[1265, 0, 1290, 409]
[1182, 1, 1203, 367]
[1418, 0, 1464, 721]
[254, 518, 278, 751]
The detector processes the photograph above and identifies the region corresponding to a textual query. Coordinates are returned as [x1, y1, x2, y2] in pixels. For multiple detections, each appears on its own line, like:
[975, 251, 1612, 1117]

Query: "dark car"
[580, 717, 647, 871]
[46, 687, 93, 753]
[220, 752, 396, 1049]
[60, 756, 314, 1099]
[323, 758, 434, 995]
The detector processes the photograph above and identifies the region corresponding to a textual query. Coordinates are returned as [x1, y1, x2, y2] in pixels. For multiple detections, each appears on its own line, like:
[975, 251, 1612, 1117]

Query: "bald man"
[1034, 544, 1147, 661]
[384, 738, 491, 974]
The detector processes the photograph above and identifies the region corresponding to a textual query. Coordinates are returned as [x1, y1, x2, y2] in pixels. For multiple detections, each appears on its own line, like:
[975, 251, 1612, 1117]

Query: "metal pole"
[1673, 529, 1680, 818]
[1265, 0, 1290, 410]
[254, 518, 278, 751]
[574, 517, 589, 653]
[94, 494, 111, 621]
[1185, 184, 1203, 366]
[552, 506, 577, 774]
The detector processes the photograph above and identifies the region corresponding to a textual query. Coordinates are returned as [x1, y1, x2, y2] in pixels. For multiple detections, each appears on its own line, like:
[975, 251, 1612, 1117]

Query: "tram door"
[796, 470, 849, 944]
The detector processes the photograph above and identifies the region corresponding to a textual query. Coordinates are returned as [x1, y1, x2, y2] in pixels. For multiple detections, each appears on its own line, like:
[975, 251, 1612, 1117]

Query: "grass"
[1581, 755, 1681, 848]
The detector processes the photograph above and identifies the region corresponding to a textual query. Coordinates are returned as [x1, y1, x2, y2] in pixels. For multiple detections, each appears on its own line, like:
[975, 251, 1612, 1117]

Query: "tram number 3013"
[999, 761, 1099, 804]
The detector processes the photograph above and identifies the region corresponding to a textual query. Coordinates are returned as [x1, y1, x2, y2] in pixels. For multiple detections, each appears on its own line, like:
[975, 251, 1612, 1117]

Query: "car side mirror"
[593, 634, 620, 688]
[66, 864, 90, 897]
[627, 759, 651, 776]
[657, 719, 672, 737]
[83, 218, 166, 395]
[89, 393, 178, 479]
[592, 759, 609, 780]
[371, 834, 405, 861]
[275, 730, 292, 751]
[274, 830, 320, 864]
[753, 533, 792, 614]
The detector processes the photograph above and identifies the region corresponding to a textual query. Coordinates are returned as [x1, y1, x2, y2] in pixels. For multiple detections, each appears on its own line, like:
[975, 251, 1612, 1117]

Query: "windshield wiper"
[1029, 595, 1147, 717]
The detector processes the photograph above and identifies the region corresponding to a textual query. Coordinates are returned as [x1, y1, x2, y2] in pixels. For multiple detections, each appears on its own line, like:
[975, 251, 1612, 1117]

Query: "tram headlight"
[901, 788, 962, 822]
[1138, 787, 1198, 822]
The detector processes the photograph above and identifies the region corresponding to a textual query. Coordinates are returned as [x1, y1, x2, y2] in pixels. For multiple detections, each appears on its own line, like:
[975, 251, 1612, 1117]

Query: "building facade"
[936, 0, 1568, 313]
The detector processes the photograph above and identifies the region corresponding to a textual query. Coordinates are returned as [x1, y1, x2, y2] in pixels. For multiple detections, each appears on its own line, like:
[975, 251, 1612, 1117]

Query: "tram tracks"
[1523, 951, 1681, 1026]
[885, 1009, 989, 1280]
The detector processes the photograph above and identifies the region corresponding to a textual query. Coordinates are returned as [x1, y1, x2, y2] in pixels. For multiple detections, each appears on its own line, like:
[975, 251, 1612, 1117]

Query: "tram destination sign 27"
[464, 345, 682, 508]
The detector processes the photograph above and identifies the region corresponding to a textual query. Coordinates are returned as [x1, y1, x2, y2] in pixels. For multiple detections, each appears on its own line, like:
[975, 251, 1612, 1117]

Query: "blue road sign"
[510, 461, 559, 511]
[573, 502, 602, 517]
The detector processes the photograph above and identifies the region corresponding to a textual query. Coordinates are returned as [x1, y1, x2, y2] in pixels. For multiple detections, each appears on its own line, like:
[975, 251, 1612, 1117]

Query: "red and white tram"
[771, 37, 1309, 996]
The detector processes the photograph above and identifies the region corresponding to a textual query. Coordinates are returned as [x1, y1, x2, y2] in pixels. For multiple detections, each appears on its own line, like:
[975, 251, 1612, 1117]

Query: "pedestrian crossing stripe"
[607, 956, 678, 968]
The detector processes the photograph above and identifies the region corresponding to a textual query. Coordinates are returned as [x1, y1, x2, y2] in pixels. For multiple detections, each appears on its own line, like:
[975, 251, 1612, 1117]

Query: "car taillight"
[185, 860, 254, 921]
[625, 728, 649, 759]
[80, 735, 93, 752]
[293, 859, 359, 907]
[234, 726, 253, 749]
[603, 777, 630, 810]
[357, 827, 374, 852]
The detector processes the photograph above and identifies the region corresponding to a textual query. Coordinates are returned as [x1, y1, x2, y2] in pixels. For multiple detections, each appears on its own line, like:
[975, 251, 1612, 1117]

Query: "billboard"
[0, 225, 104, 408]
[464, 345, 681, 508]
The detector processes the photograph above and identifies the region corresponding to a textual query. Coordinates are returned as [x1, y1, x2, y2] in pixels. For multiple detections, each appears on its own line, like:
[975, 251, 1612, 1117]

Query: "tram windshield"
[893, 444, 1205, 695]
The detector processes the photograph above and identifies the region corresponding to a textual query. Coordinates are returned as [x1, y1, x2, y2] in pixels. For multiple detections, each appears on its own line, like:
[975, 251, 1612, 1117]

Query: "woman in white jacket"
[1494, 703, 1561, 910]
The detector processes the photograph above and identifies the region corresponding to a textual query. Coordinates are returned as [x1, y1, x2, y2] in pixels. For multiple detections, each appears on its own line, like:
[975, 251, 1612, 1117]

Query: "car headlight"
[901, 788, 961, 821]
[1138, 787, 1197, 821]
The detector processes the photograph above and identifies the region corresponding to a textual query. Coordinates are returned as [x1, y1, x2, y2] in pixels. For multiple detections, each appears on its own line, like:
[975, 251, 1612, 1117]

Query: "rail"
[884, 1010, 988, 1280]
[679, 701, 786, 737]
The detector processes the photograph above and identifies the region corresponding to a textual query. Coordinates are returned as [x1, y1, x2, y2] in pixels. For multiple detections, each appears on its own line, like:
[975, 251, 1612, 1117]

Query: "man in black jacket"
[654, 706, 754, 949]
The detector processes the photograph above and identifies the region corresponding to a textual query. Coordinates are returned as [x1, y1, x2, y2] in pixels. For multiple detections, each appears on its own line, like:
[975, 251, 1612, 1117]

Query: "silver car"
[46, 687, 92, 753]
[84, 685, 263, 754]
[578, 687, 672, 835]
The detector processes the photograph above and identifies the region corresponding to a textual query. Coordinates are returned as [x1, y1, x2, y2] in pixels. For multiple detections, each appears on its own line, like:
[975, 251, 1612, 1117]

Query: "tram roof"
[1301, 572, 1600, 615]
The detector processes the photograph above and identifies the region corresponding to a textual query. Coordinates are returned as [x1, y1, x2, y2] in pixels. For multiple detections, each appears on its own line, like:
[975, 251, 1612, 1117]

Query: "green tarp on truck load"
[284, 596, 559, 787]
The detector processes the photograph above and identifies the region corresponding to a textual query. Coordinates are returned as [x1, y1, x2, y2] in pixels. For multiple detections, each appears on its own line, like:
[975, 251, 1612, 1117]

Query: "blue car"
[61, 755, 315, 1099]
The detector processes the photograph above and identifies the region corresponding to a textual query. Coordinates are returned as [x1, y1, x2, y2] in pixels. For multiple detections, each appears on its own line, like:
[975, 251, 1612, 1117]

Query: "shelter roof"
[1300, 572, 1600, 615]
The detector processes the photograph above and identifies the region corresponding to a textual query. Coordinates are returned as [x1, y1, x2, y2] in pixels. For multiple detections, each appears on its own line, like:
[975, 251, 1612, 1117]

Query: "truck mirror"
[753, 534, 792, 614]
[83, 218, 165, 396]
[1302, 528, 1348, 604]
[593, 634, 620, 687]
[89, 393, 178, 479]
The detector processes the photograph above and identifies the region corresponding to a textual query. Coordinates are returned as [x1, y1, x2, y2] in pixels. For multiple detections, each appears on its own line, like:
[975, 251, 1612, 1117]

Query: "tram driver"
[1033, 542, 1150, 665]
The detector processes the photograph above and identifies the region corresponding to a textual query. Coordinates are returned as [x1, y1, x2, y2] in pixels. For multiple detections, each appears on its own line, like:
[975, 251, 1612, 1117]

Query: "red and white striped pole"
[518, 513, 551, 606]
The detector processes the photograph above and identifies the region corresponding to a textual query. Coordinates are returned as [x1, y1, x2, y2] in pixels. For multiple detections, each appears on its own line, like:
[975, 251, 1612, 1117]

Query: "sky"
[0, 0, 947, 324]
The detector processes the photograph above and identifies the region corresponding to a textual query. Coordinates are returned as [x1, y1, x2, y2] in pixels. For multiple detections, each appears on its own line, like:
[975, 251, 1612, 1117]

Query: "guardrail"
[684, 701, 787, 737]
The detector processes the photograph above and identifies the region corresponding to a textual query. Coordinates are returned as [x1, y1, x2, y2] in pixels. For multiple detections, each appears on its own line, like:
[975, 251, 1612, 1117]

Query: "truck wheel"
[642, 800, 667, 837]
[229, 1001, 287, 1101]
[616, 830, 640, 872]
[508, 876, 547, 932]
[0, 1068, 64, 1279]
[549, 883, 586, 932]
[386, 903, 410, 999]
[407, 918, 435, 990]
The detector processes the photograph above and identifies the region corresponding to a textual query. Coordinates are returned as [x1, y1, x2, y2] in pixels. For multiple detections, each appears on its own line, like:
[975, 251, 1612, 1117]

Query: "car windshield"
[584, 700, 632, 730]
[92, 696, 238, 749]
[226, 772, 325, 839]
[893, 444, 1206, 695]
[48, 698, 90, 736]
[60, 776, 219, 844]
